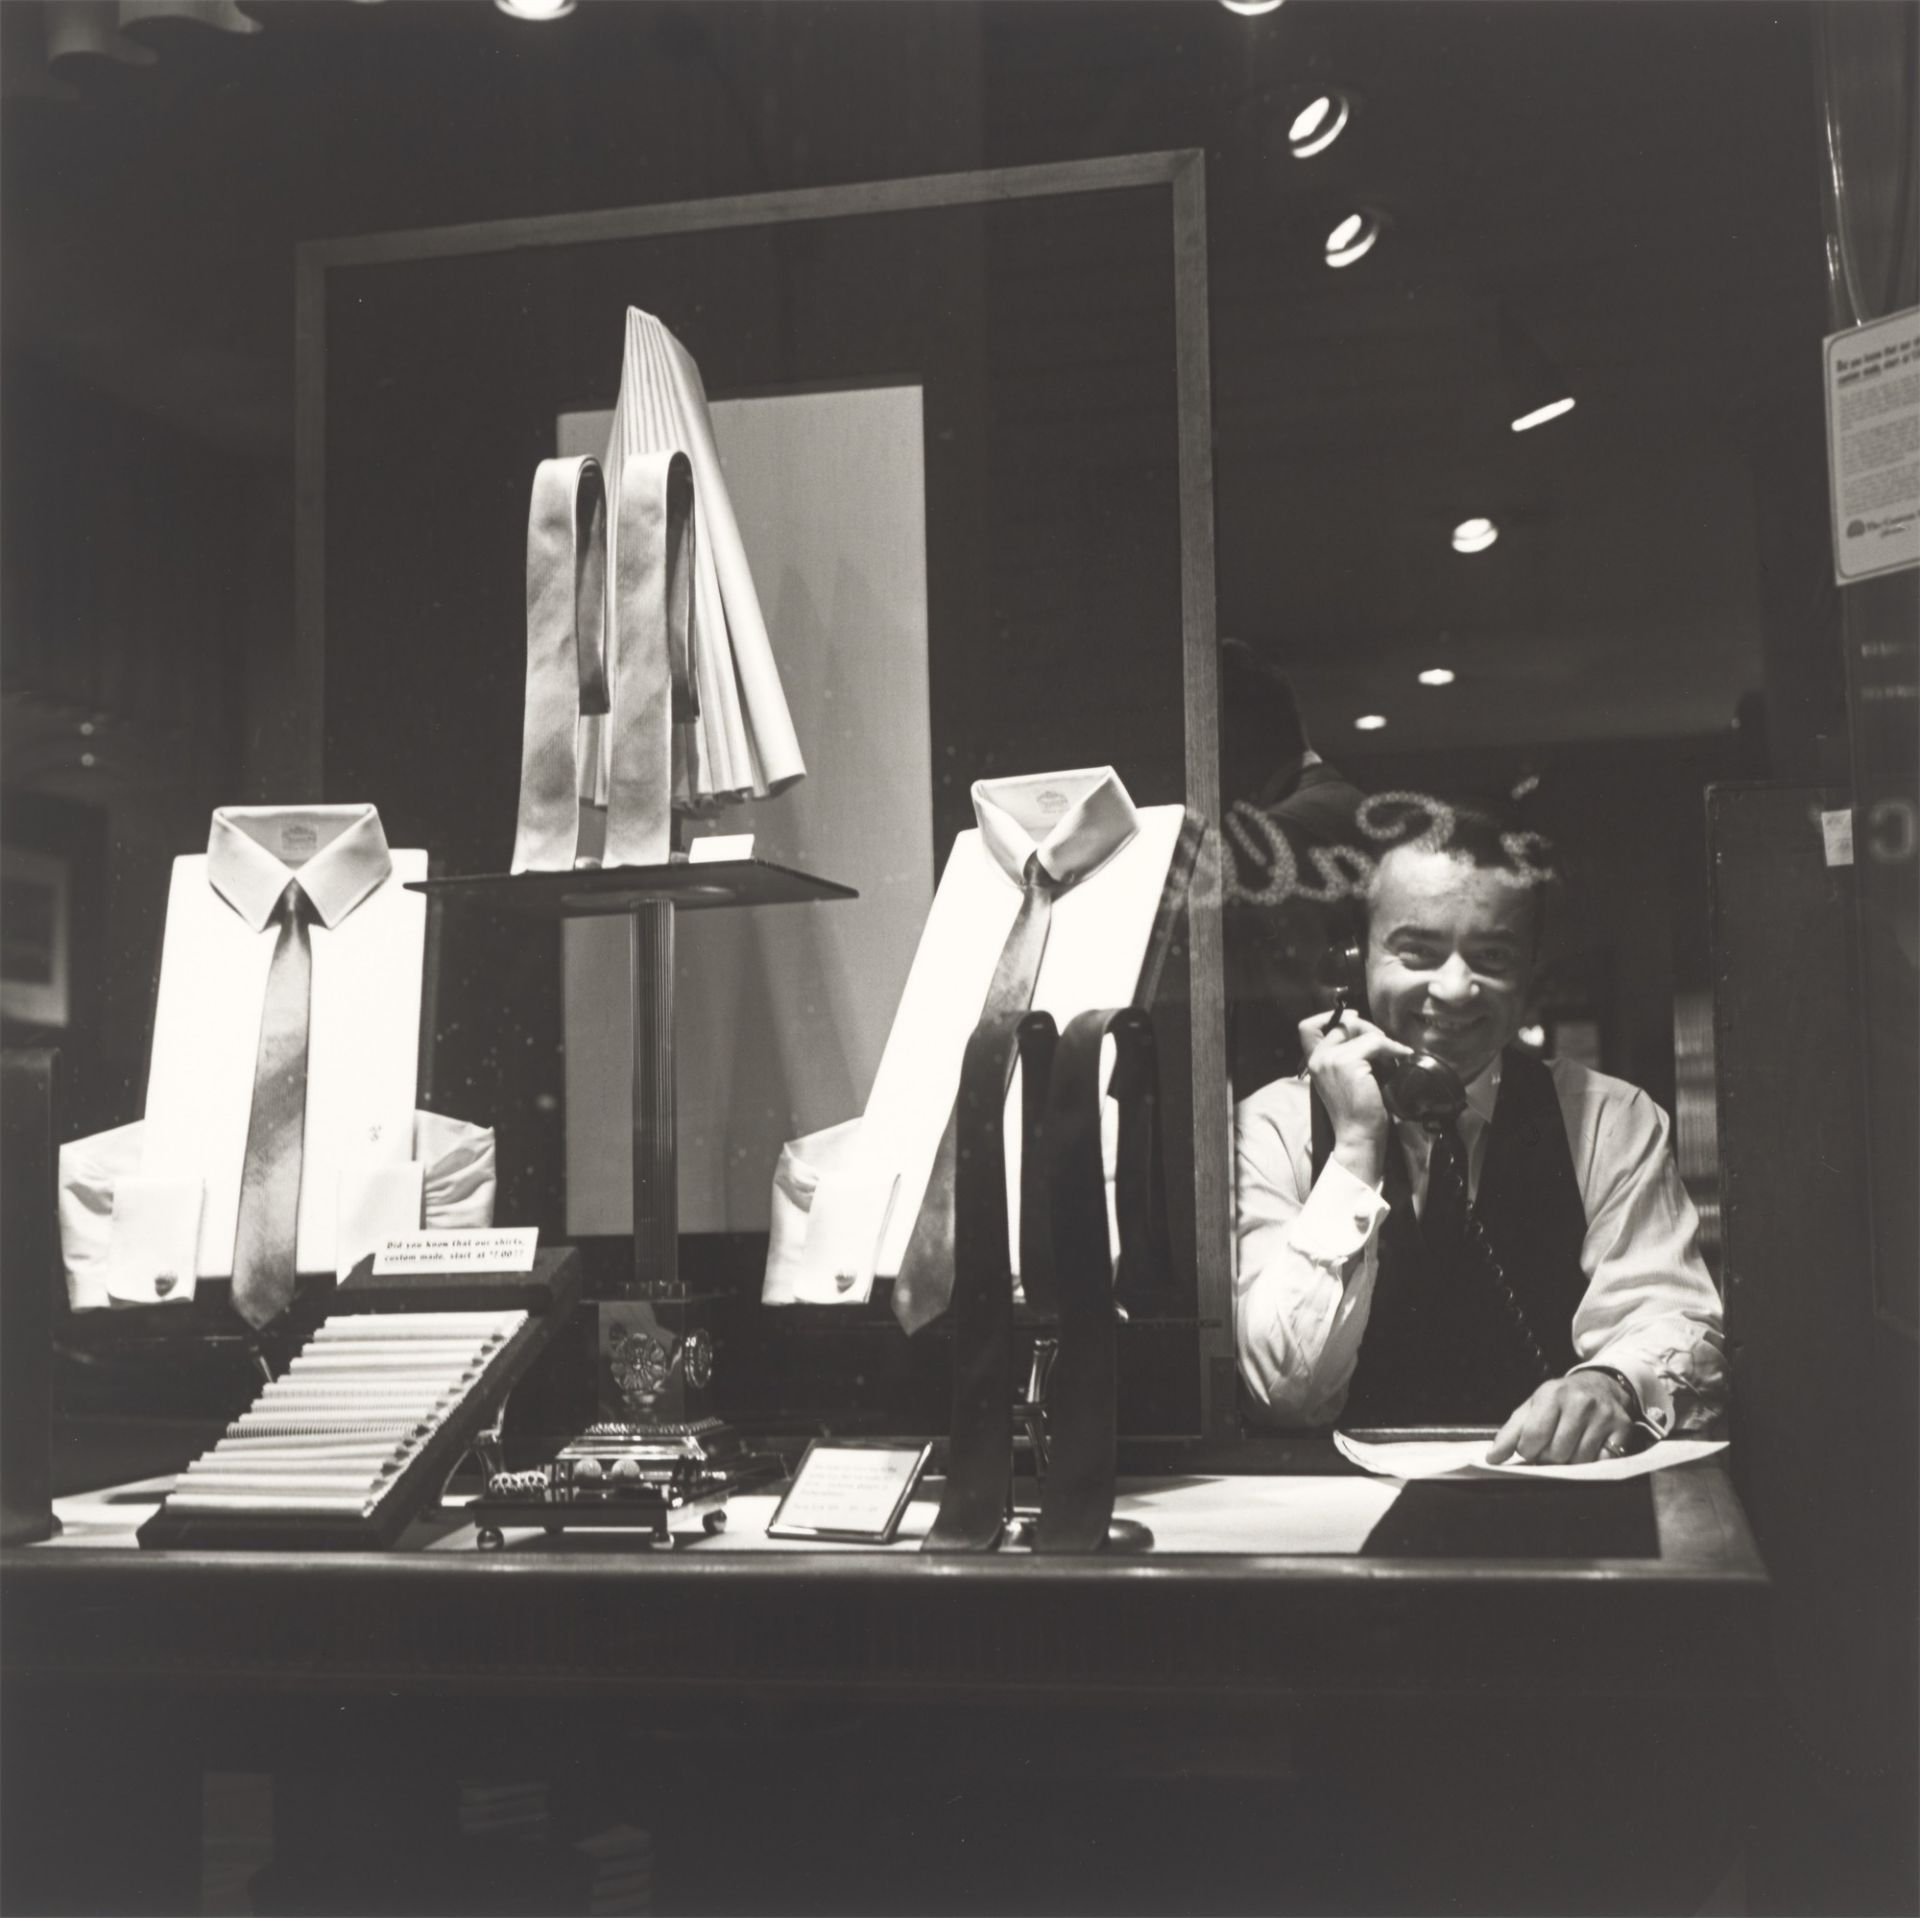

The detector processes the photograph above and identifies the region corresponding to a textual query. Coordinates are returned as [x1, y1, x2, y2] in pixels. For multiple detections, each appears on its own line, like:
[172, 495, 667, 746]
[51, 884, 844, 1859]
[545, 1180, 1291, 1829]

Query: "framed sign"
[767, 1437, 931, 1543]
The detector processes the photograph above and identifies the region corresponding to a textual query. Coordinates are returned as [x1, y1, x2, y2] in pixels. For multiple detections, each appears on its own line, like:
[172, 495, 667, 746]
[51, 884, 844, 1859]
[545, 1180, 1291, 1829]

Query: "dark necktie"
[231, 879, 315, 1330]
[1421, 1117, 1471, 1256]
[893, 853, 1064, 1334]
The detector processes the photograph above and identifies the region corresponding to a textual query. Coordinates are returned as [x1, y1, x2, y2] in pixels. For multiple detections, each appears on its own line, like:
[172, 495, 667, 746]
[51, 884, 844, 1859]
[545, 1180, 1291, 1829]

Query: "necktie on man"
[892, 854, 1064, 1334]
[231, 879, 314, 1330]
[1421, 1118, 1471, 1256]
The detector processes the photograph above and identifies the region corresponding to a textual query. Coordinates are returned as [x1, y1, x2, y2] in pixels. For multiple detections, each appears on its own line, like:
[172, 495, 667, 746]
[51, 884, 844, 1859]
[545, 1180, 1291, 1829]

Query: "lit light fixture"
[1353, 713, 1388, 732]
[1417, 667, 1456, 687]
[1511, 396, 1576, 433]
[1518, 1023, 1547, 1050]
[1324, 210, 1381, 269]
[1219, 0, 1285, 14]
[80, 752, 97, 768]
[1496, 303, 1576, 434]
[1451, 517, 1498, 554]
[495, 0, 574, 18]
[1288, 91, 1351, 159]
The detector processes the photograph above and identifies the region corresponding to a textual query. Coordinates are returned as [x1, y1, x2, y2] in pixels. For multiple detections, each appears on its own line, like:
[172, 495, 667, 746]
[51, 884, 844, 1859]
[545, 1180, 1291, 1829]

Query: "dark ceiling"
[1, 0, 1837, 759]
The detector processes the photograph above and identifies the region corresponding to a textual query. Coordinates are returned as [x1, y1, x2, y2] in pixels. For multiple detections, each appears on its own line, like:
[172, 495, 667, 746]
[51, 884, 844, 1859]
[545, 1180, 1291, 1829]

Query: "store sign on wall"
[1825, 305, 1920, 586]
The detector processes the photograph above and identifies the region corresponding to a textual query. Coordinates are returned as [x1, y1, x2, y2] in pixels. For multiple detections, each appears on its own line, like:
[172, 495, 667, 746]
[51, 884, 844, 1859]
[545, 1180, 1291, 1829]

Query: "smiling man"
[1233, 808, 1726, 1463]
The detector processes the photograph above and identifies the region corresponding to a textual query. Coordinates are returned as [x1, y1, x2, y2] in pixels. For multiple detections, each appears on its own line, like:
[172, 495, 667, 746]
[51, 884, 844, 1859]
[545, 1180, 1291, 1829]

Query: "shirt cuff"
[1292, 1157, 1389, 1270]
[1570, 1355, 1677, 1437]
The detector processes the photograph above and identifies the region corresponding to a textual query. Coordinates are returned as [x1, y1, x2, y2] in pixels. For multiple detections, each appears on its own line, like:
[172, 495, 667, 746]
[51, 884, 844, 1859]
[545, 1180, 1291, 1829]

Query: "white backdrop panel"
[560, 385, 932, 1234]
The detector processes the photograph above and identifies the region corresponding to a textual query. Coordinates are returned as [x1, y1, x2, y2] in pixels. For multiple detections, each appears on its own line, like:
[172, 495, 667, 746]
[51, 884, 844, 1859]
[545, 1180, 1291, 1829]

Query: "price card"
[766, 1439, 932, 1543]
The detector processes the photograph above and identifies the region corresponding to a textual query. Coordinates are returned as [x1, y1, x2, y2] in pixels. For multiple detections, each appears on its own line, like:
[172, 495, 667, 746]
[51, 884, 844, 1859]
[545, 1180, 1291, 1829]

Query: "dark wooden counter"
[0, 1449, 1768, 1914]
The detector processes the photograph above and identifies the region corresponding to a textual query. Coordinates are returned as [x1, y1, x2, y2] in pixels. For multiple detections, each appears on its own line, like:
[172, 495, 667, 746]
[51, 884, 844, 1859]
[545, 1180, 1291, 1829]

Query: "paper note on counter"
[1335, 1432, 1728, 1483]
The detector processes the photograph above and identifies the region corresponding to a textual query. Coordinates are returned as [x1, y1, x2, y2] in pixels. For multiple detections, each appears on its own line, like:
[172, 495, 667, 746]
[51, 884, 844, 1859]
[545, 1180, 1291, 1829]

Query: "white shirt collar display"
[206, 804, 394, 933]
[972, 767, 1140, 890]
[137, 805, 428, 1286]
[780, 768, 1187, 1300]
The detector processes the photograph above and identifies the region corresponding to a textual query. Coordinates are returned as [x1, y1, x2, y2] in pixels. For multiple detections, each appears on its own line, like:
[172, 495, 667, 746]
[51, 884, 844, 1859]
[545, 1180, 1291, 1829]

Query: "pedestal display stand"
[411, 860, 855, 1431]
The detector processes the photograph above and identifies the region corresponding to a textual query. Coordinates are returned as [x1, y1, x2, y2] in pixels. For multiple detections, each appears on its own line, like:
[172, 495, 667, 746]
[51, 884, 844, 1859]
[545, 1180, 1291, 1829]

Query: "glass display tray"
[408, 858, 857, 920]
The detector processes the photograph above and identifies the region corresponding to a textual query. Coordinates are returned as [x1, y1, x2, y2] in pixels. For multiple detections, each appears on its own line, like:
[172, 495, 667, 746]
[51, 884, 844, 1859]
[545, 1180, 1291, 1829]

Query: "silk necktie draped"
[892, 853, 1064, 1335]
[231, 879, 314, 1330]
[511, 449, 694, 873]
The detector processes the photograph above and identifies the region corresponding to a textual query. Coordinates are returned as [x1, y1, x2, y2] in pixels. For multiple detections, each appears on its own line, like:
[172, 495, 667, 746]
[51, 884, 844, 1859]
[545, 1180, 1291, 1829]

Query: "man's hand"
[1487, 1372, 1636, 1466]
[1298, 1009, 1412, 1191]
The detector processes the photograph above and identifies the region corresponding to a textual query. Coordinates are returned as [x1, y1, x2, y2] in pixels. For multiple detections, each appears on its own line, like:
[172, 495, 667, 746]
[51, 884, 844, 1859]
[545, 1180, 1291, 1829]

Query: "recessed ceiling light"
[1324, 210, 1381, 269]
[1451, 517, 1499, 554]
[1220, 0, 1285, 14]
[1353, 714, 1388, 732]
[1417, 667, 1456, 687]
[1511, 396, 1577, 432]
[1518, 1023, 1547, 1049]
[495, 0, 574, 19]
[1288, 92, 1351, 159]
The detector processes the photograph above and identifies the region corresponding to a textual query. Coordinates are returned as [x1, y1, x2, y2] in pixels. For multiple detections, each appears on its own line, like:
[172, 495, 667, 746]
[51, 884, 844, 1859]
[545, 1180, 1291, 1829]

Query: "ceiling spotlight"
[1219, 0, 1286, 14]
[1324, 210, 1381, 269]
[1511, 396, 1577, 432]
[1451, 517, 1499, 554]
[1288, 92, 1351, 159]
[495, 0, 575, 18]
[1353, 714, 1388, 732]
[1417, 667, 1456, 687]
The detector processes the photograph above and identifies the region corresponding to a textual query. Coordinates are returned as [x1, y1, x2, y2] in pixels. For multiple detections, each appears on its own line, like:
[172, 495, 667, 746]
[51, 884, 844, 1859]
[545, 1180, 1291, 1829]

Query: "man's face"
[1365, 847, 1535, 1084]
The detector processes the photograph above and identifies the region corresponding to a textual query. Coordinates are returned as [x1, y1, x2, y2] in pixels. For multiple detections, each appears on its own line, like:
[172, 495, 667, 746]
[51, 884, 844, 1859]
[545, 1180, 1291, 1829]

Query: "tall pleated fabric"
[578, 308, 806, 814]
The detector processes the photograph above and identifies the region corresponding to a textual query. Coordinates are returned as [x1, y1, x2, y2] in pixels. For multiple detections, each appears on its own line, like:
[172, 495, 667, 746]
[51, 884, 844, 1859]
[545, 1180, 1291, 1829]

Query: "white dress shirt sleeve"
[1563, 1075, 1728, 1435]
[1233, 1083, 1390, 1426]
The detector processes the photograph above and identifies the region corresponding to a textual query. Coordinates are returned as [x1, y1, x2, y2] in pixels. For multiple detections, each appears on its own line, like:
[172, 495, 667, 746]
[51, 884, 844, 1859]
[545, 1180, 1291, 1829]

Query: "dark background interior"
[0, 0, 1853, 1146]
[2, 4, 1915, 1910]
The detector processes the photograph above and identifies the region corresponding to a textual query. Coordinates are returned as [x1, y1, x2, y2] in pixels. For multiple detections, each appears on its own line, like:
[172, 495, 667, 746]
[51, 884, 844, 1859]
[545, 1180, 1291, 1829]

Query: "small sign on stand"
[767, 1438, 932, 1543]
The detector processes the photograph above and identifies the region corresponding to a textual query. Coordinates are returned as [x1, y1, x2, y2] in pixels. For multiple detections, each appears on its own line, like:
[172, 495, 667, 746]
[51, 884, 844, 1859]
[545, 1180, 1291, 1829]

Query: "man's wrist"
[1329, 1129, 1386, 1191]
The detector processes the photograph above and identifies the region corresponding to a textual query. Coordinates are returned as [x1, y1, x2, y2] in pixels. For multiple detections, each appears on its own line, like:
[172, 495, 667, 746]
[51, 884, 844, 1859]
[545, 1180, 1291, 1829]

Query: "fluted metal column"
[629, 901, 678, 1296]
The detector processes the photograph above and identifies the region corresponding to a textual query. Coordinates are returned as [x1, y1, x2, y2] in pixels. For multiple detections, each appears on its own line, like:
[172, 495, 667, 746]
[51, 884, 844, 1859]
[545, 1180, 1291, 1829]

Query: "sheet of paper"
[1334, 1431, 1727, 1483]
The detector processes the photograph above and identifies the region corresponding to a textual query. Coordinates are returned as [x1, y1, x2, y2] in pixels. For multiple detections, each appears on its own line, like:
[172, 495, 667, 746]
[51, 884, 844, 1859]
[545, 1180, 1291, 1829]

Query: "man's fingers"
[1505, 1391, 1561, 1464]
[1540, 1400, 1591, 1464]
[1492, 1383, 1638, 1467]
[1486, 1405, 1528, 1463]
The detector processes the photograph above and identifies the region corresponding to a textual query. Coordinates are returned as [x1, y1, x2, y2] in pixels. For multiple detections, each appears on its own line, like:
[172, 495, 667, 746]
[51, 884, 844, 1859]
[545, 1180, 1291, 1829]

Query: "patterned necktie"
[893, 853, 1064, 1334]
[231, 879, 315, 1330]
[1421, 1117, 1471, 1256]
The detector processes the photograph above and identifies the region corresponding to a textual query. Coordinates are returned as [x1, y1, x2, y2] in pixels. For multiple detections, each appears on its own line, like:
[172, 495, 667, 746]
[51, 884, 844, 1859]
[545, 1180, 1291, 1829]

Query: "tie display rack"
[137, 1249, 582, 1551]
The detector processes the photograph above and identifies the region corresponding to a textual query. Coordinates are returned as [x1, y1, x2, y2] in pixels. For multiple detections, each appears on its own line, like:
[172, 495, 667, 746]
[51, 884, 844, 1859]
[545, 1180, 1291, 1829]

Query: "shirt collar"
[972, 767, 1140, 889]
[206, 805, 393, 932]
[1464, 1053, 1502, 1130]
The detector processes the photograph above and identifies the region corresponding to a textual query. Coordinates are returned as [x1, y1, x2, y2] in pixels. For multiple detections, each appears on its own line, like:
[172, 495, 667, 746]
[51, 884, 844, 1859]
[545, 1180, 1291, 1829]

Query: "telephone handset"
[1315, 942, 1468, 1132]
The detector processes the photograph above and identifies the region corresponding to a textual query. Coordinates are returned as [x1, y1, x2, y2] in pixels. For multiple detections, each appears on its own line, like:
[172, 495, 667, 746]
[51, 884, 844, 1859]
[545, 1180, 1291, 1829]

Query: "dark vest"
[1311, 1048, 1589, 1425]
